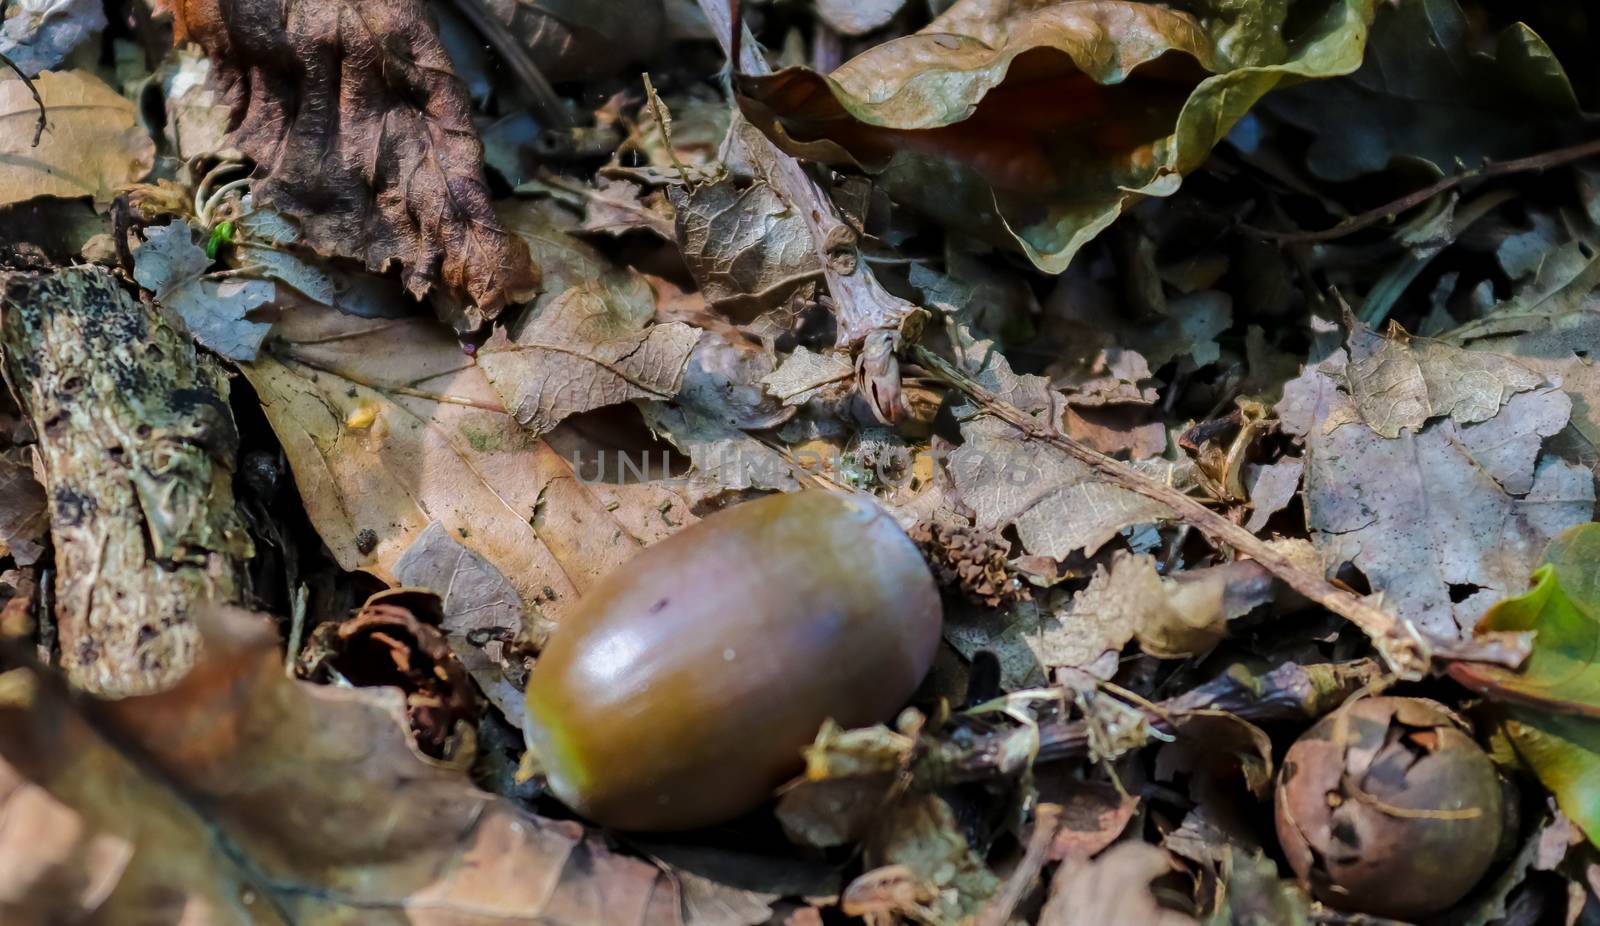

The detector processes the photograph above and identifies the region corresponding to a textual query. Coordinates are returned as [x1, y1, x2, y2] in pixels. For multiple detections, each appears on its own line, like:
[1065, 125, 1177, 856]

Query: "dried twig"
[945, 659, 1384, 782]
[0, 43, 46, 147]
[1246, 137, 1600, 243]
[696, 0, 919, 422]
[913, 345, 1433, 678]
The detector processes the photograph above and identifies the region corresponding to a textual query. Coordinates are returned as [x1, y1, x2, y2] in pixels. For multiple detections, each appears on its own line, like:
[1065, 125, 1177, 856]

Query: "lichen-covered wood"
[0, 266, 253, 696]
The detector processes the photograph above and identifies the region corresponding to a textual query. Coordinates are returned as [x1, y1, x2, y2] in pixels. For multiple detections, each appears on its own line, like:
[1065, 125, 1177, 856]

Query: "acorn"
[523, 491, 943, 831]
[1274, 697, 1505, 919]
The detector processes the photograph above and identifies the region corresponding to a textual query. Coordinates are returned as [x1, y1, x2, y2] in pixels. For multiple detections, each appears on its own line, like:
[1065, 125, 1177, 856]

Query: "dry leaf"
[0, 449, 46, 566]
[815, 0, 906, 36]
[134, 219, 276, 361]
[240, 302, 690, 622]
[641, 333, 801, 494]
[1243, 458, 1303, 533]
[1039, 843, 1195, 926]
[1345, 319, 1543, 438]
[950, 416, 1191, 560]
[159, 0, 536, 324]
[1458, 296, 1600, 448]
[1280, 350, 1595, 641]
[0, 0, 104, 76]
[479, 286, 700, 437]
[392, 522, 529, 723]
[0, 607, 689, 925]
[739, 0, 1374, 272]
[763, 346, 855, 406]
[0, 70, 153, 206]
[230, 202, 413, 319]
[671, 178, 822, 313]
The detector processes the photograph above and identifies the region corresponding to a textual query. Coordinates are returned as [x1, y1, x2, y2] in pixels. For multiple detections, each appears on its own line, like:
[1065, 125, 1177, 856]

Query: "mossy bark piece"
[0, 267, 253, 697]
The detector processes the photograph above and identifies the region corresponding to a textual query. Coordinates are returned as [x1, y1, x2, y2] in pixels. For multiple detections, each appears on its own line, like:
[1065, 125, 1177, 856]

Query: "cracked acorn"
[522, 491, 943, 831]
[1274, 696, 1506, 919]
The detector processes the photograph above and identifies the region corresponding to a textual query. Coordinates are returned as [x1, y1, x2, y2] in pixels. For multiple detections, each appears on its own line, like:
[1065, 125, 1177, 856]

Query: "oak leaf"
[158, 0, 536, 326]
[1280, 348, 1595, 641]
[0, 70, 153, 206]
[0, 607, 691, 925]
[239, 302, 692, 625]
[479, 286, 700, 437]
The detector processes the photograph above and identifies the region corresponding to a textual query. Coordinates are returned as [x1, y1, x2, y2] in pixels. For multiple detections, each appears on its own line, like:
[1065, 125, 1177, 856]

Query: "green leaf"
[1451, 523, 1600, 842]
[204, 219, 235, 260]
[737, 0, 1375, 274]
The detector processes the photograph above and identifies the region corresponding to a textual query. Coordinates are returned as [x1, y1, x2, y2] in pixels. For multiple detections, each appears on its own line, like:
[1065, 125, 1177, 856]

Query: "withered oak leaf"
[161, 0, 537, 325]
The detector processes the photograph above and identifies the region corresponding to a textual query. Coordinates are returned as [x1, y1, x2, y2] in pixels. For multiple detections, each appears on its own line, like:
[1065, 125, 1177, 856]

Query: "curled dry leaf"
[738, 0, 1375, 272]
[157, 0, 537, 325]
[239, 301, 691, 624]
[671, 177, 823, 315]
[0, 70, 154, 207]
[0, 606, 691, 925]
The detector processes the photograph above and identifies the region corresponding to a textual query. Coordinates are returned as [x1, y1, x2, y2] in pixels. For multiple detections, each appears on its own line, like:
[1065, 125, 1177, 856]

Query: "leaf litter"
[7, 0, 1600, 923]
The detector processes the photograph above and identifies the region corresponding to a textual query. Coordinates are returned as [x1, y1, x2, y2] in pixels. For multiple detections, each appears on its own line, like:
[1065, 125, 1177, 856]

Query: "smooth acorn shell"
[523, 491, 942, 831]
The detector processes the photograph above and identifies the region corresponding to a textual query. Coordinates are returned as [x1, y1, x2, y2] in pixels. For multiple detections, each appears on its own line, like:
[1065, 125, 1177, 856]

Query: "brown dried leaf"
[0, 70, 154, 206]
[1345, 319, 1543, 438]
[240, 302, 691, 623]
[671, 178, 822, 315]
[479, 286, 701, 437]
[763, 346, 855, 407]
[1040, 843, 1195, 926]
[159, 0, 536, 324]
[950, 416, 1192, 560]
[0, 607, 687, 925]
[393, 521, 529, 722]
[1280, 349, 1595, 641]
[0, 449, 46, 566]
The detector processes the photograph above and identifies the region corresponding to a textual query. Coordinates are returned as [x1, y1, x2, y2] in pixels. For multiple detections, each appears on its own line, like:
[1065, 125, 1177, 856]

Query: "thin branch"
[0, 51, 45, 147]
[1245, 137, 1600, 243]
[941, 659, 1384, 782]
[913, 345, 1432, 679]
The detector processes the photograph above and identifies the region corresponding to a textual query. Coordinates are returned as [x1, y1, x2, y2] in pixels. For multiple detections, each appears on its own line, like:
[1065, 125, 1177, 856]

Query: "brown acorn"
[1274, 696, 1505, 919]
[523, 491, 943, 831]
